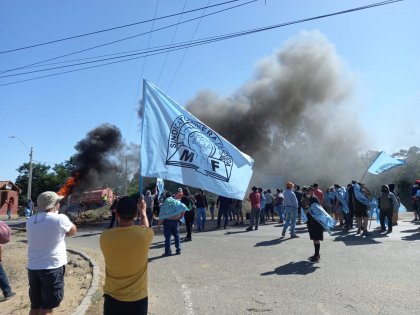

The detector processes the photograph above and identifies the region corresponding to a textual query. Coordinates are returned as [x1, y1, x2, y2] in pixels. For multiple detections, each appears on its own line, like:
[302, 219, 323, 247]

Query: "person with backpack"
[377, 185, 399, 234]
[181, 188, 196, 242]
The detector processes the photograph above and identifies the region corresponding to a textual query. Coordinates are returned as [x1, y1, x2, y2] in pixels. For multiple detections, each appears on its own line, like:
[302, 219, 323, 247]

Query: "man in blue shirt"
[281, 182, 299, 238]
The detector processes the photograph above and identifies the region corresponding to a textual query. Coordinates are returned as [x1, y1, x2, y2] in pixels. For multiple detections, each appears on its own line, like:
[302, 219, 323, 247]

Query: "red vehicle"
[69, 187, 115, 210]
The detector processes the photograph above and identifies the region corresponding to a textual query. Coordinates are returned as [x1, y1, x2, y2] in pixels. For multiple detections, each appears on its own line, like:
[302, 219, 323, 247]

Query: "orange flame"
[57, 172, 80, 197]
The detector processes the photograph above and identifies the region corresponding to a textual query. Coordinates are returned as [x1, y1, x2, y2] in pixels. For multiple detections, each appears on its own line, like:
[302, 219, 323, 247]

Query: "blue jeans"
[276, 204, 285, 220]
[163, 220, 180, 254]
[196, 207, 206, 231]
[0, 263, 12, 297]
[282, 206, 298, 235]
[217, 207, 229, 227]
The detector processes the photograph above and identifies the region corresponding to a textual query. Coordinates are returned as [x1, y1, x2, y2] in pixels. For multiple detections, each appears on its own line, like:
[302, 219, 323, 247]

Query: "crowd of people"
[0, 178, 419, 314]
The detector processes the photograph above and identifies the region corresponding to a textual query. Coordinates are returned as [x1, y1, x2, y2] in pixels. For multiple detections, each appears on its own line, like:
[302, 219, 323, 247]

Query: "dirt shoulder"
[0, 229, 93, 315]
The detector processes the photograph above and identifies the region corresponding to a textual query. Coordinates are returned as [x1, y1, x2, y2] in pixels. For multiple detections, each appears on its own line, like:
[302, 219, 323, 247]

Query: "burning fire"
[57, 172, 80, 197]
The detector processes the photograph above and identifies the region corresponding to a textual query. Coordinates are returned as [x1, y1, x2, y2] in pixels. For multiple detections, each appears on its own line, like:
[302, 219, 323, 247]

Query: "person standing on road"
[274, 189, 285, 223]
[282, 182, 299, 238]
[100, 196, 153, 315]
[304, 187, 324, 263]
[0, 220, 16, 302]
[26, 191, 77, 315]
[216, 195, 232, 229]
[195, 189, 208, 232]
[233, 199, 244, 226]
[246, 186, 260, 231]
[348, 182, 371, 236]
[5, 198, 13, 219]
[144, 190, 155, 227]
[377, 185, 398, 234]
[181, 188, 196, 242]
[108, 196, 120, 229]
[258, 188, 266, 224]
[409, 180, 420, 221]
[294, 186, 303, 225]
[158, 192, 187, 256]
[264, 189, 274, 222]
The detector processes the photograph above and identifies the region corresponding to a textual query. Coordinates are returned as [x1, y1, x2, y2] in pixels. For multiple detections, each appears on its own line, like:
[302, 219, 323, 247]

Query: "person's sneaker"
[254, 227, 258, 230]
[246, 226, 253, 231]
[362, 231, 370, 237]
[175, 251, 181, 255]
[183, 237, 192, 242]
[386, 230, 392, 234]
[161, 252, 172, 257]
[309, 255, 320, 263]
[291, 234, 299, 238]
[4, 291, 16, 300]
[281, 230, 286, 237]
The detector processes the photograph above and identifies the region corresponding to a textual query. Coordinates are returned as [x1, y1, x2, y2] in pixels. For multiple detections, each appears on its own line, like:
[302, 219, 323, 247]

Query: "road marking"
[174, 272, 194, 315]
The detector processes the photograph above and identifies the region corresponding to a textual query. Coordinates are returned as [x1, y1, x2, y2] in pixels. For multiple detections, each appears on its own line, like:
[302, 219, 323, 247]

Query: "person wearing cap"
[175, 188, 184, 200]
[100, 196, 153, 315]
[26, 191, 77, 314]
[281, 182, 299, 238]
[246, 186, 261, 231]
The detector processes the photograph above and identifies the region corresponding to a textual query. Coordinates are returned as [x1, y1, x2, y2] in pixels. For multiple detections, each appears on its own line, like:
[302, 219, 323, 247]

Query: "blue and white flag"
[367, 151, 405, 175]
[156, 178, 164, 198]
[159, 197, 189, 220]
[308, 203, 336, 235]
[140, 80, 254, 200]
[334, 187, 349, 214]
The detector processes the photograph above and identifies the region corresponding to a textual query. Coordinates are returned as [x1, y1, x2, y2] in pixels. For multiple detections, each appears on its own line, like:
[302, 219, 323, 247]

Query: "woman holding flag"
[303, 187, 325, 263]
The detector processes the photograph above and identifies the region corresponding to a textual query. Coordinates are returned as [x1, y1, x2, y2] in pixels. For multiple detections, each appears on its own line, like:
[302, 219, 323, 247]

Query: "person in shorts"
[26, 191, 77, 314]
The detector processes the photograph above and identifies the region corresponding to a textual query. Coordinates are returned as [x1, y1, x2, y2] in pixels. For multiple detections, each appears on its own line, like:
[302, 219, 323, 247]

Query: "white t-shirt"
[26, 212, 73, 270]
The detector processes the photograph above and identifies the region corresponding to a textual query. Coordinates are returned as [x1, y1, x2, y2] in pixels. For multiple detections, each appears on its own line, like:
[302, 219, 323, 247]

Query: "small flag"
[156, 178, 164, 198]
[367, 151, 405, 175]
[140, 80, 254, 200]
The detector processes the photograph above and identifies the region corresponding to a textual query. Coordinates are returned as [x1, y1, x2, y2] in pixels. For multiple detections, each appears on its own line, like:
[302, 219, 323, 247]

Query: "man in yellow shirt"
[100, 196, 154, 315]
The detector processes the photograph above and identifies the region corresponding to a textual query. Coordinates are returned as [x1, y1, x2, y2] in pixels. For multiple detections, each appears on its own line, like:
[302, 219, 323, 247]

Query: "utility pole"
[10, 136, 34, 201]
[28, 146, 33, 201]
[124, 156, 128, 196]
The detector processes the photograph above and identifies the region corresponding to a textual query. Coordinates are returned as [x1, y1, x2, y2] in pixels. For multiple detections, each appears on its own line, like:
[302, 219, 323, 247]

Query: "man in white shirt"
[26, 191, 77, 315]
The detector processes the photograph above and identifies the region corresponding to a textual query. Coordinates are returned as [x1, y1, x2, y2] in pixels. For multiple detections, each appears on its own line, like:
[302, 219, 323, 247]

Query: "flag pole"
[139, 79, 147, 199]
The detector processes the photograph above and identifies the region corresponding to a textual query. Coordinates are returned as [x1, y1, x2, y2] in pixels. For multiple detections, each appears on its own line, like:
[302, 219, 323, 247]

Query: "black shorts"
[28, 266, 65, 309]
[104, 294, 148, 315]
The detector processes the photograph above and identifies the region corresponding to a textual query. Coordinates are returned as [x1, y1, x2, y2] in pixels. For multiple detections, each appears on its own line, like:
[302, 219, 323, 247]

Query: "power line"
[167, 0, 212, 93]
[0, 0, 404, 87]
[157, 0, 189, 85]
[0, 0, 247, 55]
[0, 0, 258, 75]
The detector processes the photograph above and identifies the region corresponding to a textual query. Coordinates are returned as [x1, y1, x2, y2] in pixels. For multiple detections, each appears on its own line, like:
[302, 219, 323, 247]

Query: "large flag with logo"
[140, 80, 254, 199]
[367, 151, 405, 175]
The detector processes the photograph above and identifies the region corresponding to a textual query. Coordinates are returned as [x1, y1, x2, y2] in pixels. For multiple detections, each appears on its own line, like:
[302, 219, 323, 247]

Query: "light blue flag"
[334, 187, 349, 214]
[367, 151, 405, 175]
[159, 197, 189, 220]
[308, 203, 336, 235]
[156, 178, 164, 198]
[140, 80, 254, 200]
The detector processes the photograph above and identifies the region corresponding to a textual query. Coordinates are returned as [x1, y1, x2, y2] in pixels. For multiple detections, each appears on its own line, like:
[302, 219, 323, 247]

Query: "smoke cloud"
[72, 123, 123, 190]
[186, 30, 367, 186]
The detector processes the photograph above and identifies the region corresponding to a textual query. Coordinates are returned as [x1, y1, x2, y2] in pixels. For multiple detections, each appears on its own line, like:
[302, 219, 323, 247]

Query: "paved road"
[13, 213, 419, 315]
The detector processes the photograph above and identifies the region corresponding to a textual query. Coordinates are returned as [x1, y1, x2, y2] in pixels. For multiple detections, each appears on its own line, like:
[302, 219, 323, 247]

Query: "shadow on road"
[254, 238, 288, 247]
[333, 234, 381, 246]
[400, 228, 420, 233]
[73, 232, 102, 238]
[401, 233, 420, 241]
[261, 261, 320, 276]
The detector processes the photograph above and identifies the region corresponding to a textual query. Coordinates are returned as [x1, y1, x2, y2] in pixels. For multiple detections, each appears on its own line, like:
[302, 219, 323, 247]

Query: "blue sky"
[1, 0, 419, 182]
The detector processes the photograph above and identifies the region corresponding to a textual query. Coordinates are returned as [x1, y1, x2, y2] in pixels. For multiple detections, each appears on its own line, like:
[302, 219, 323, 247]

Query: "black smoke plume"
[186, 30, 367, 186]
[73, 123, 123, 190]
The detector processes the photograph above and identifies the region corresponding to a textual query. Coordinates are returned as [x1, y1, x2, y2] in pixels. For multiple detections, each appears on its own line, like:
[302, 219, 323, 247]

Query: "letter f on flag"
[139, 80, 254, 200]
